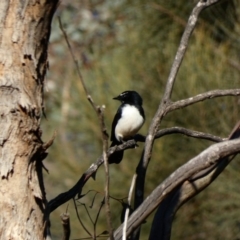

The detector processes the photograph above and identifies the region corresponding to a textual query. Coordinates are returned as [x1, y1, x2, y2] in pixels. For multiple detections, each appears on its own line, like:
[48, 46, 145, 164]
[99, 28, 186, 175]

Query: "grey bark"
[111, 137, 240, 240]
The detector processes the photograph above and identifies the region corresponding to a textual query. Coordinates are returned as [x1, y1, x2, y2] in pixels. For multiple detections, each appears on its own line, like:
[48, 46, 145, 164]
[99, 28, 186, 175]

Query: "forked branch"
[111, 124, 240, 240]
[134, 1, 222, 237]
[149, 121, 240, 240]
[48, 126, 223, 213]
[143, 0, 221, 168]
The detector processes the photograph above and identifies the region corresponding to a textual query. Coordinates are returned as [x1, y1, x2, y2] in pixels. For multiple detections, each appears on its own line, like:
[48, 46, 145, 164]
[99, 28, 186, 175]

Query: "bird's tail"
[108, 141, 124, 164]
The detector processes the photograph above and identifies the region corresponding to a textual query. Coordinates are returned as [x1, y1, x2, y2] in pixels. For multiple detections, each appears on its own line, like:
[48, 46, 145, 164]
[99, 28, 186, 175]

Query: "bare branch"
[143, 0, 221, 173]
[100, 107, 114, 239]
[47, 140, 136, 213]
[60, 213, 71, 240]
[48, 127, 222, 213]
[94, 197, 105, 239]
[123, 174, 137, 240]
[111, 137, 240, 239]
[166, 89, 240, 112]
[134, 127, 223, 143]
[149, 121, 240, 240]
[134, 2, 222, 238]
[58, 17, 88, 102]
[72, 199, 92, 238]
[155, 127, 224, 142]
[58, 17, 112, 238]
[149, 156, 232, 240]
[132, 125, 223, 238]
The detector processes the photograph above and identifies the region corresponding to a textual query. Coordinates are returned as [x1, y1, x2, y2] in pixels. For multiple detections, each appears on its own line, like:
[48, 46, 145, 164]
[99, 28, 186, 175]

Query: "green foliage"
[43, 0, 240, 239]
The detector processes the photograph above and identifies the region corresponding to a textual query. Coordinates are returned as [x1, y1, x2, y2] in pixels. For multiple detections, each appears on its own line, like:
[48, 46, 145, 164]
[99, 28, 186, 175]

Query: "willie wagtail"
[108, 90, 145, 164]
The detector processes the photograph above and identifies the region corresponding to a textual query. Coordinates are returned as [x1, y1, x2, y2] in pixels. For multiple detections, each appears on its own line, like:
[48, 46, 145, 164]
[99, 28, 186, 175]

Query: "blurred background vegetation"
[43, 0, 240, 239]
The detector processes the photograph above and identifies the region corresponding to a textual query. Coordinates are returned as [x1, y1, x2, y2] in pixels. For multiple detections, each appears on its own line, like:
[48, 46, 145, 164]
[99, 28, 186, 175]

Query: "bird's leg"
[119, 136, 124, 143]
[121, 136, 139, 148]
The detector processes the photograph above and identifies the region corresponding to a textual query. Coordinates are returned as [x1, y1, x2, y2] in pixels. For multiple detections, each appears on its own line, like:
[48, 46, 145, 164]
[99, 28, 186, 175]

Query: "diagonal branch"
[149, 121, 240, 240]
[111, 137, 240, 240]
[134, 1, 221, 238]
[48, 127, 223, 213]
[166, 89, 240, 112]
[47, 141, 136, 213]
[142, 0, 221, 179]
[149, 156, 233, 240]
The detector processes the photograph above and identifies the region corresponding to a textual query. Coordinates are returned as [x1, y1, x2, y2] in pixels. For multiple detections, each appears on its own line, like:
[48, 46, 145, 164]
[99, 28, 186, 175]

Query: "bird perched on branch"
[108, 90, 145, 164]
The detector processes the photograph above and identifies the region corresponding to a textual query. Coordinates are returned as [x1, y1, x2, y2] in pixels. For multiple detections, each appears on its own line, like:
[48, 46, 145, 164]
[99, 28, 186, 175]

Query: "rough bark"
[0, 1, 58, 239]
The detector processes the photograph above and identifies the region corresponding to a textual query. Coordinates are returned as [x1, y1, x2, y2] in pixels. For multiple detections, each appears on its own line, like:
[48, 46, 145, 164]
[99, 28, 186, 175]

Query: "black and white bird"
[108, 90, 145, 164]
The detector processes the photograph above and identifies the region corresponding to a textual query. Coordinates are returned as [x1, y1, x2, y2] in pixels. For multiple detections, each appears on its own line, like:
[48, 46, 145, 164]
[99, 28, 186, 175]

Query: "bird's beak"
[113, 95, 121, 101]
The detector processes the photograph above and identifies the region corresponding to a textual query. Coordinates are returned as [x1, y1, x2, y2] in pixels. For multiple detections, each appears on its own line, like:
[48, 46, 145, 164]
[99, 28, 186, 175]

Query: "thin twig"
[73, 199, 92, 238]
[123, 174, 137, 240]
[166, 89, 240, 112]
[58, 17, 113, 238]
[58, 18, 88, 101]
[135, 127, 224, 143]
[93, 197, 105, 238]
[82, 203, 95, 226]
[88, 191, 100, 209]
[154, 127, 224, 142]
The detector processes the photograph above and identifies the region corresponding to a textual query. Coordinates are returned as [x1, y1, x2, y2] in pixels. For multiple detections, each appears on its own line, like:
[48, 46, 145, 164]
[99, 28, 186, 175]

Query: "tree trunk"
[0, 1, 58, 239]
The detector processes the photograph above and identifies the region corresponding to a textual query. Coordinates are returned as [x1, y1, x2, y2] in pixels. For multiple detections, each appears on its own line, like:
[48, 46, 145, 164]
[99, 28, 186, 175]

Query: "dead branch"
[143, 0, 222, 171]
[48, 141, 137, 213]
[48, 126, 223, 213]
[149, 121, 240, 240]
[60, 213, 71, 240]
[112, 137, 240, 239]
[73, 199, 93, 238]
[58, 17, 113, 238]
[166, 89, 240, 112]
[154, 126, 224, 142]
[123, 174, 137, 240]
[135, 127, 224, 143]
[133, 1, 221, 237]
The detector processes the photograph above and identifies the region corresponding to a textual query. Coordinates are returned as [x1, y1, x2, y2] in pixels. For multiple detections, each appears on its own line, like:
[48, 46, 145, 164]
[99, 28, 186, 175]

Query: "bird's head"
[113, 90, 143, 105]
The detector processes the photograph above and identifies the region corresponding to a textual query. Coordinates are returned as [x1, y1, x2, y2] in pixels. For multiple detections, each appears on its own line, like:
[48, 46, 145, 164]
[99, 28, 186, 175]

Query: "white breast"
[115, 104, 144, 142]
